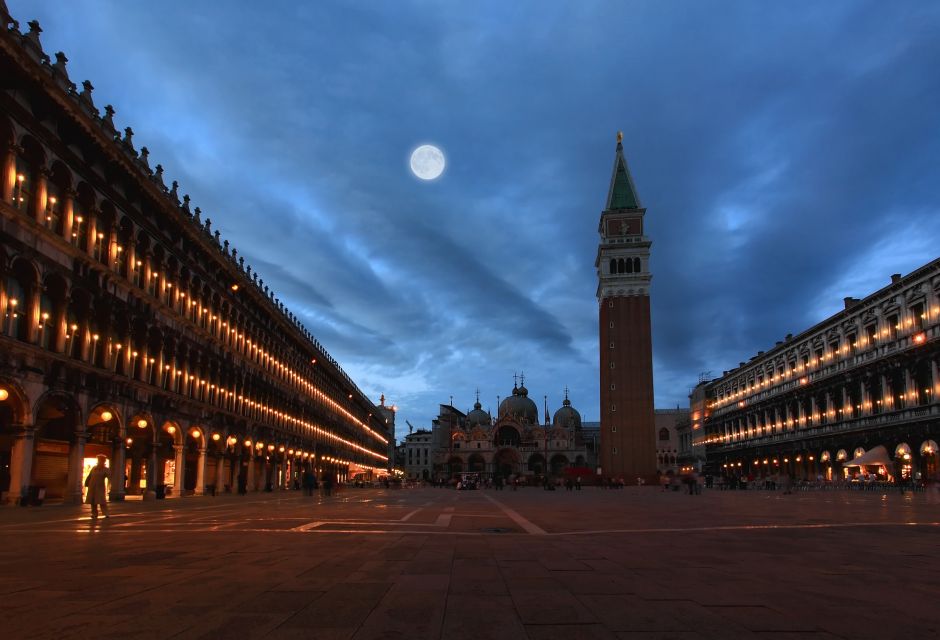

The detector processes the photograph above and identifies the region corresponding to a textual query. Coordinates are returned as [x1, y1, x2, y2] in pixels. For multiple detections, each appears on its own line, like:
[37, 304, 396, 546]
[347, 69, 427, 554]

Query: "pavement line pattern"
[435, 513, 453, 527]
[400, 508, 421, 521]
[482, 493, 547, 535]
[290, 521, 324, 531]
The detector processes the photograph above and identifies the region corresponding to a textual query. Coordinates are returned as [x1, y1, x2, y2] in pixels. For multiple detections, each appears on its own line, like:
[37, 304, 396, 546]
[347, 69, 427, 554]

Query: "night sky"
[11, 1, 940, 441]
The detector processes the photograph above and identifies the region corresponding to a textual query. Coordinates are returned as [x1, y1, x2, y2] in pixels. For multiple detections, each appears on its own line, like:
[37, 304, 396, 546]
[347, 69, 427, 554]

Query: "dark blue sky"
[12, 1, 940, 440]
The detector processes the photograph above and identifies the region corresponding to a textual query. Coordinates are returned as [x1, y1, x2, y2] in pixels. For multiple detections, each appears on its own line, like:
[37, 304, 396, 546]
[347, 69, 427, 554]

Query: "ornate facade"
[0, 6, 389, 504]
[596, 132, 656, 480]
[703, 262, 940, 482]
[435, 382, 589, 480]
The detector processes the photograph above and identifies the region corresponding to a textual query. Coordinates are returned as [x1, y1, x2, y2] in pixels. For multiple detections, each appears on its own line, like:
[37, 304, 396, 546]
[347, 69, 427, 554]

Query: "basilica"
[430, 379, 590, 481]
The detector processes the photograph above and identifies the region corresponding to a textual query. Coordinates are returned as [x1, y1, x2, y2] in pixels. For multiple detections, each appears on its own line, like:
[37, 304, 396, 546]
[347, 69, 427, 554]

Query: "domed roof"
[552, 391, 581, 429]
[467, 400, 491, 427]
[499, 384, 539, 424]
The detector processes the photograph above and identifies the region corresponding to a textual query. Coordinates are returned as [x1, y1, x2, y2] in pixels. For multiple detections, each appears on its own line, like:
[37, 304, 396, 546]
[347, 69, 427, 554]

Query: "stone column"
[27, 282, 40, 344]
[215, 453, 226, 492]
[932, 359, 940, 400]
[65, 431, 86, 505]
[1, 145, 14, 203]
[194, 448, 206, 495]
[809, 397, 817, 426]
[110, 438, 126, 501]
[904, 368, 916, 406]
[881, 375, 890, 411]
[860, 381, 870, 416]
[247, 453, 256, 492]
[173, 444, 185, 497]
[6, 425, 34, 506]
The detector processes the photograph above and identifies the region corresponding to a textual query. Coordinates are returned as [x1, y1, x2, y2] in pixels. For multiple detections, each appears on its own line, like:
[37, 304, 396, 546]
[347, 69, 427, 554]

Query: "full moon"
[410, 144, 445, 180]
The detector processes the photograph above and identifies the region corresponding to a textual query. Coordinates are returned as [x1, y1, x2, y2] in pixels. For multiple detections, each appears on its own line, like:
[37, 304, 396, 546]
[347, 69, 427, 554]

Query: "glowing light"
[0, 388, 8, 402]
[101, 410, 113, 421]
[167, 425, 176, 434]
[137, 419, 148, 429]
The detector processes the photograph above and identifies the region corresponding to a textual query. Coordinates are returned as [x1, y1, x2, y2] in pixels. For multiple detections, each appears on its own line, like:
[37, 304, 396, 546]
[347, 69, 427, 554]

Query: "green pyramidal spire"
[605, 131, 641, 210]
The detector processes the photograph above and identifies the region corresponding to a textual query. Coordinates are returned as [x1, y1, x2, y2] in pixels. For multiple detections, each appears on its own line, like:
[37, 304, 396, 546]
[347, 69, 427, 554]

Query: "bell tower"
[595, 132, 656, 481]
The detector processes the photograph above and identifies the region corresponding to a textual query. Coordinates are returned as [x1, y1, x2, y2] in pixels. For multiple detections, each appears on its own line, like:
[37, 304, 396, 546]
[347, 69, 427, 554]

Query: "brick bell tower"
[595, 132, 656, 481]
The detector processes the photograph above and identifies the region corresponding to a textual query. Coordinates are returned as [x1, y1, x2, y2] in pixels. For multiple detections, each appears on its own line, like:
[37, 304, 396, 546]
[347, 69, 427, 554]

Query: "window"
[612, 447, 618, 454]
[609, 321, 614, 329]
[612, 425, 617, 432]
[625, 258, 633, 274]
[865, 323, 877, 345]
[911, 302, 925, 330]
[633, 257, 641, 272]
[659, 428, 670, 441]
[609, 258, 616, 274]
[610, 362, 615, 369]
[887, 314, 899, 339]
[611, 404, 616, 412]
[610, 383, 616, 390]
[609, 342, 615, 349]
[608, 300, 614, 308]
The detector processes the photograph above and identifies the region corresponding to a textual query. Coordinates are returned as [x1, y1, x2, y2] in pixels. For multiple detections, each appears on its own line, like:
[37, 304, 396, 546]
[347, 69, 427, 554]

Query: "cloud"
[12, 0, 940, 441]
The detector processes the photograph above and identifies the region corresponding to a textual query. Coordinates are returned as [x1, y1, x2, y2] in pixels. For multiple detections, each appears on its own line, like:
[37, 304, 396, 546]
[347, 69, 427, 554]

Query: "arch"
[467, 453, 485, 473]
[920, 440, 938, 456]
[609, 258, 616, 275]
[447, 456, 463, 474]
[0, 377, 30, 426]
[32, 392, 82, 500]
[633, 257, 641, 273]
[658, 427, 670, 441]
[625, 258, 633, 273]
[617, 258, 625, 274]
[6, 257, 40, 342]
[550, 454, 569, 476]
[14, 135, 46, 217]
[894, 443, 911, 458]
[0, 378, 30, 496]
[495, 424, 521, 447]
[528, 453, 545, 474]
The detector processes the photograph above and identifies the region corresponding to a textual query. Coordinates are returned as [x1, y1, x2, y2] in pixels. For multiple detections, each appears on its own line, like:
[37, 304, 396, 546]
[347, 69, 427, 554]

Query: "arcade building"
[702, 260, 940, 483]
[0, 6, 390, 504]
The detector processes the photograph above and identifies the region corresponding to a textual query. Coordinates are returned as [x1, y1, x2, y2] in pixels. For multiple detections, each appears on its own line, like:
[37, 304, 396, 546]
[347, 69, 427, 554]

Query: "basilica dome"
[467, 401, 491, 427]
[552, 396, 582, 430]
[498, 385, 539, 424]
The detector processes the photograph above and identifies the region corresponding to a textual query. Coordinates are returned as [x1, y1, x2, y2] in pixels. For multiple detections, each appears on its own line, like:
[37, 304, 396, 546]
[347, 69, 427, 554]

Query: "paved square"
[1, 487, 938, 639]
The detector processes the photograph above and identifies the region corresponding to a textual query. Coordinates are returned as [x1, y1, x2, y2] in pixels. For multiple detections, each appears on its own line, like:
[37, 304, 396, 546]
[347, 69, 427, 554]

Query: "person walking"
[84, 454, 110, 519]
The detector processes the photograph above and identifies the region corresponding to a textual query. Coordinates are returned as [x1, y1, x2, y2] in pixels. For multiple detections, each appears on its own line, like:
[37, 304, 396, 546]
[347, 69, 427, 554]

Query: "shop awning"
[843, 445, 892, 467]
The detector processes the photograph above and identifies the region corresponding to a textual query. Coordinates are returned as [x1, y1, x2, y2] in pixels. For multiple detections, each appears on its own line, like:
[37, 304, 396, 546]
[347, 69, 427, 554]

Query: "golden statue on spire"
[616, 131, 623, 143]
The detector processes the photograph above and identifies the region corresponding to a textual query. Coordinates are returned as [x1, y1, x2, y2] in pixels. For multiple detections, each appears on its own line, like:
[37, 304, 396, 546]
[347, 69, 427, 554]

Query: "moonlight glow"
[410, 144, 445, 180]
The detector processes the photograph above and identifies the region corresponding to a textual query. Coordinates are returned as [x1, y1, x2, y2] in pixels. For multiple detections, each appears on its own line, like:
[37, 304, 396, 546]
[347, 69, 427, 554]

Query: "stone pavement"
[0, 486, 938, 639]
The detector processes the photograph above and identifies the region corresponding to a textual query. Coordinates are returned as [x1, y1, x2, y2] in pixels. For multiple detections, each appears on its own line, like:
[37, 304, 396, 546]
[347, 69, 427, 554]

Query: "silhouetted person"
[237, 469, 248, 495]
[84, 454, 110, 519]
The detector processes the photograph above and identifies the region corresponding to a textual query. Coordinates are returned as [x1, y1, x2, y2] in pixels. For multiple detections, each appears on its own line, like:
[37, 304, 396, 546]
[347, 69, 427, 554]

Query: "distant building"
[402, 428, 434, 480]
[376, 395, 396, 473]
[680, 382, 710, 472]
[654, 408, 689, 475]
[596, 132, 656, 480]
[431, 382, 589, 480]
[702, 262, 940, 483]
